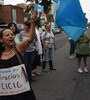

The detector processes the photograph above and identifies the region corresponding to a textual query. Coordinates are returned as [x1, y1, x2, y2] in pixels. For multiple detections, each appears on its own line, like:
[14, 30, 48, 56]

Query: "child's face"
[81, 33, 85, 36]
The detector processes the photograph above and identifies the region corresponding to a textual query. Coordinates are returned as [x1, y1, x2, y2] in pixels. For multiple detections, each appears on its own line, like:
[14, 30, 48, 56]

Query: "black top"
[0, 52, 24, 68]
[0, 50, 36, 100]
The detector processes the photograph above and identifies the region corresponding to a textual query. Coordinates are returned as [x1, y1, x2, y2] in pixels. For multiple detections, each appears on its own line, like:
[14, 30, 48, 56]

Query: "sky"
[4, 0, 90, 22]
[79, 0, 90, 22]
[4, 0, 25, 5]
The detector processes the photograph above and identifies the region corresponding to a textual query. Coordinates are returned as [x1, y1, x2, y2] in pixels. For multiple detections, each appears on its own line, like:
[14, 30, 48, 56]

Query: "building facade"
[0, 5, 24, 24]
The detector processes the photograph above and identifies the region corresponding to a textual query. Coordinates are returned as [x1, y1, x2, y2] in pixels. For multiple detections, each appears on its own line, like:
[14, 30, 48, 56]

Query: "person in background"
[75, 32, 90, 73]
[32, 22, 42, 76]
[8, 22, 20, 44]
[41, 22, 56, 72]
[19, 21, 37, 81]
[69, 37, 76, 59]
[0, 12, 36, 100]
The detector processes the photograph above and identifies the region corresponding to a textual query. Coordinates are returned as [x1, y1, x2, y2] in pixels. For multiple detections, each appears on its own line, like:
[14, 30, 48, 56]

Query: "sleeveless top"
[0, 52, 24, 68]
[0, 50, 36, 100]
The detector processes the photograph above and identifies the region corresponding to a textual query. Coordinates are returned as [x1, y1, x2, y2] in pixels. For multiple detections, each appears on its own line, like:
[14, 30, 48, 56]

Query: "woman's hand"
[30, 11, 37, 23]
[54, 45, 56, 51]
[44, 47, 47, 51]
[54, 40, 56, 51]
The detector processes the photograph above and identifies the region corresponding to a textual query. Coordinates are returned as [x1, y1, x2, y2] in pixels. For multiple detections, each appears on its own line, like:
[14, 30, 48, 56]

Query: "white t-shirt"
[41, 31, 55, 48]
[35, 29, 42, 55]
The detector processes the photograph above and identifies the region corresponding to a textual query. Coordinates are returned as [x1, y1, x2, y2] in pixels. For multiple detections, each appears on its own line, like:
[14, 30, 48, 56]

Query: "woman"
[32, 22, 42, 76]
[19, 21, 37, 81]
[8, 22, 20, 44]
[0, 13, 36, 100]
[41, 22, 56, 72]
[76, 32, 90, 73]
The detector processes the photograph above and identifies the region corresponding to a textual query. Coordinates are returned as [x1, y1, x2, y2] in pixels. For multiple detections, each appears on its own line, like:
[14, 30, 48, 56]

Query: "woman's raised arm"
[16, 12, 36, 55]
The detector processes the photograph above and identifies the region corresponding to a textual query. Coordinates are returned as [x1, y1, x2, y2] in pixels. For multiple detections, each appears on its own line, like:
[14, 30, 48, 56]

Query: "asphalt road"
[32, 29, 90, 100]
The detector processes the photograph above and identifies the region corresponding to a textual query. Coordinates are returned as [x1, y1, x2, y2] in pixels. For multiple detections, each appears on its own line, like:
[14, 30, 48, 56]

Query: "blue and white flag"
[35, 3, 44, 13]
[53, 0, 58, 3]
[53, 0, 87, 42]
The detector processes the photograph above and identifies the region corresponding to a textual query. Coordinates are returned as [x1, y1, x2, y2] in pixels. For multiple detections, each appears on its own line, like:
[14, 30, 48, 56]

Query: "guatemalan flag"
[53, 0, 87, 42]
[35, 3, 44, 13]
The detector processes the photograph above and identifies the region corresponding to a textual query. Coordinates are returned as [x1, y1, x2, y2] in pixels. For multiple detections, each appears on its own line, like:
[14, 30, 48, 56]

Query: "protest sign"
[0, 64, 30, 96]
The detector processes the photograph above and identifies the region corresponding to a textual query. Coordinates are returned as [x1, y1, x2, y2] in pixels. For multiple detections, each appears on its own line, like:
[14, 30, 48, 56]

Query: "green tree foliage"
[47, 14, 54, 22]
[25, 0, 53, 24]
[41, 0, 51, 12]
[45, 4, 54, 23]
[25, 0, 52, 12]
[24, 4, 34, 20]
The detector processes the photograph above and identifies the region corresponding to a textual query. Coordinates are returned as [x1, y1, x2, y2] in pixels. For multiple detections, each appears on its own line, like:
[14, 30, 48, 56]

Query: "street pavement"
[32, 29, 90, 100]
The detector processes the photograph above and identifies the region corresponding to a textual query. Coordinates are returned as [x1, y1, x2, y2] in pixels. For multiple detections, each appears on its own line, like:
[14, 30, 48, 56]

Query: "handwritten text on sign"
[0, 64, 30, 96]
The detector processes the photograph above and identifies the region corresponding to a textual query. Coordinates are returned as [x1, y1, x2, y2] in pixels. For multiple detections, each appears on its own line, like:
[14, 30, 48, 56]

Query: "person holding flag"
[76, 32, 90, 73]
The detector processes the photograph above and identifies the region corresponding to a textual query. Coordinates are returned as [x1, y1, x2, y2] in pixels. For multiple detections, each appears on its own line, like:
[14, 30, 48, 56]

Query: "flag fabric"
[53, 0, 58, 3]
[35, 3, 44, 13]
[53, 0, 87, 42]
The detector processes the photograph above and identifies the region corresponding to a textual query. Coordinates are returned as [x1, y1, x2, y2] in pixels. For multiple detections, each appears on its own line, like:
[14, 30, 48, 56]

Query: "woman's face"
[46, 24, 51, 31]
[10, 24, 16, 34]
[1, 29, 15, 47]
[24, 24, 30, 32]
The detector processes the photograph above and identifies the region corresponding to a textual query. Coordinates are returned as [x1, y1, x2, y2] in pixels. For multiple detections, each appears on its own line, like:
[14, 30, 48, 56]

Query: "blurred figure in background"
[32, 22, 42, 76]
[69, 37, 76, 59]
[8, 22, 20, 44]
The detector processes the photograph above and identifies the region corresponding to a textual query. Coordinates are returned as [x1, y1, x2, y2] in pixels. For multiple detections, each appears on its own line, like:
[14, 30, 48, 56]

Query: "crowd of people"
[0, 11, 90, 99]
[18, 21, 56, 81]
[0, 11, 57, 99]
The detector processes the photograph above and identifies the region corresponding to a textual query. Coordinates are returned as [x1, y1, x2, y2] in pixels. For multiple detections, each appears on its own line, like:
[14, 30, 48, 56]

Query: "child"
[76, 32, 90, 73]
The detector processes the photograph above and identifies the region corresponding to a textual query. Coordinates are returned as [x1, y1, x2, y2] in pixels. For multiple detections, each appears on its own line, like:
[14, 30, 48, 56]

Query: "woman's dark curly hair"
[0, 29, 7, 54]
[8, 22, 17, 35]
[0, 28, 6, 38]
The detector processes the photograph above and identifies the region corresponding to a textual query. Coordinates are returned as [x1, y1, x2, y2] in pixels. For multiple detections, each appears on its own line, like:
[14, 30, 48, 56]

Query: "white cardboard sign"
[0, 64, 30, 96]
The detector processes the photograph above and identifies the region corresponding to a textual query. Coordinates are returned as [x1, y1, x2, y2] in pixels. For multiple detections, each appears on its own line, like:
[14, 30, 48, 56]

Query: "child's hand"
[80, 39, 89, 43]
